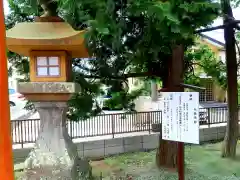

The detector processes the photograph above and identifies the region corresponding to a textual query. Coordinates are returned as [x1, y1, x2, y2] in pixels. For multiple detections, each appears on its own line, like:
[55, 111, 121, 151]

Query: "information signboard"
[162, 92, 199, 144]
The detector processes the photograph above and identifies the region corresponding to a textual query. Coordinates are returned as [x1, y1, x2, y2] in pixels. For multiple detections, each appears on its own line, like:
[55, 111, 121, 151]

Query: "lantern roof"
[6, 22, 89, 58]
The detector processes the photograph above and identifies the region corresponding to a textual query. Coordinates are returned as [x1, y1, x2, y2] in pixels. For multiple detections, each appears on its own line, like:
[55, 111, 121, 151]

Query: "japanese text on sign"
[162, 92, 199, 144]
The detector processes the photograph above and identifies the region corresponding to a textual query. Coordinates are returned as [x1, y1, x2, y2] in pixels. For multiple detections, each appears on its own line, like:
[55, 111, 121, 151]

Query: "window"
[36, 56, 60, 77]
[199, 80, 214, 102]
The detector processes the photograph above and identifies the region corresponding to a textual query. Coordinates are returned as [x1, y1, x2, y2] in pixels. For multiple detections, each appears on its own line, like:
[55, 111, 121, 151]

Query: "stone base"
[20, 102, 91, 180]
[21, 158, 91, 180]
[17, 82, 81, 102]
[22, 151, 78, 179]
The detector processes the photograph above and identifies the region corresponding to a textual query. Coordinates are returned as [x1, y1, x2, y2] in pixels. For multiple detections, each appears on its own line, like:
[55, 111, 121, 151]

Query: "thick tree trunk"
[156, 45, 184, 170]
[221, 0, 239, 158]
[156, 137, 178, 169]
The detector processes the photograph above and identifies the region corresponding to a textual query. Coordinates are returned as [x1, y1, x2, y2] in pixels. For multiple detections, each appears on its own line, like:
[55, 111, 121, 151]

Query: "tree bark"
[39, 0, 58, 17]
[221, 0, 239, 158]
[34, 0, 64, 22]
[156, 45, 184, 170]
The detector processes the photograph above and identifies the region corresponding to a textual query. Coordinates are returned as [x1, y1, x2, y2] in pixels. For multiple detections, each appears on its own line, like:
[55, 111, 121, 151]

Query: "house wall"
[197, 40, 227, 102]
[200, 39, 223, 55]
[213, 84, 226, 102]
[199, 78, 226, 102]
[134, 96, 163, 112]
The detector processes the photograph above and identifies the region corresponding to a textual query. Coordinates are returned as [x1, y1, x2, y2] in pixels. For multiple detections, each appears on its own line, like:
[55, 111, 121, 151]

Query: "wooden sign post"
[178, 142, 185, 180]
[161, 92, 200, 180]
[169, 45, 185, 180]
[161, 45, 200, 180]
[0, 1, 15, 179]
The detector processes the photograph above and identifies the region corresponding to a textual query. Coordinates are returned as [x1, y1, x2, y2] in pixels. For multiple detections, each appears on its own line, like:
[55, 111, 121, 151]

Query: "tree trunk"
[156, 45, 184, 170]
[156, 136, 179, 169]
[34, 0, 64, 22]
[221, 0, 239, 158]
[39, 0, 58, 17]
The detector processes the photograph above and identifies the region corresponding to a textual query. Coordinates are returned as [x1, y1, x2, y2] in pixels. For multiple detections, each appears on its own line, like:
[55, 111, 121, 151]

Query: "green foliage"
[6, 0, 221, 120]
[67, 69, 104, 120]
[185, 42, 227, 89]
[238, 86, 240, 104]
[232, 0, 240, 8]
[84, 0, 219, 80]
[104, 88, 143, 111]
[141, 80, 152, 96]
[5, 1, 34, 81]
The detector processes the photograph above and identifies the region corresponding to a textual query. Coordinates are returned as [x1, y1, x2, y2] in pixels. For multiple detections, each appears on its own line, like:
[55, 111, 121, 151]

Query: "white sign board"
[162, 92, 199, 144]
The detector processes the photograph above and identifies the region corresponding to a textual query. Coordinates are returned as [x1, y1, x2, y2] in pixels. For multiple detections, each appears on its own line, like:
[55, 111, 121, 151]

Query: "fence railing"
[199, 106, 240, 125]
[11, 106, 238, 148]
[11, 111, 162, 148]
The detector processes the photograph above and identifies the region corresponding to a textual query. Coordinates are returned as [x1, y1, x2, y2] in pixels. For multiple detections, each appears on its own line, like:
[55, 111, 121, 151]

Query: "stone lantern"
[6, 17, 90, 179]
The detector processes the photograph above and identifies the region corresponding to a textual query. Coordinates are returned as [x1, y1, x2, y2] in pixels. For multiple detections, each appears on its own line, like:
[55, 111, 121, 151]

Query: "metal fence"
[11, 111, 162, 147]
[11, 106, 235, 148]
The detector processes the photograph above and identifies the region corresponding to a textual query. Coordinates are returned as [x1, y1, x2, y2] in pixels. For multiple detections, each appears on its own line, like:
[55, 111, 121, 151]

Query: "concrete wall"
[13, 125, 228, 164]
[134, 96, 163, 112]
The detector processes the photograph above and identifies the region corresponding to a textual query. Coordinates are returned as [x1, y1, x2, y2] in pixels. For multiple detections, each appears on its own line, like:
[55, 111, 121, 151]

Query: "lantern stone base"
[21, 102, 91, 180]
[17, 82, 81, 102]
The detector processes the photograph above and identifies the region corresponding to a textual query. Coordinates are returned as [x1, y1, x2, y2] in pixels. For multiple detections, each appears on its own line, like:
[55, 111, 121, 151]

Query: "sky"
[202, 8, 240, 43]
[3, 0, 9, 15]
[3, 0, 240, 43]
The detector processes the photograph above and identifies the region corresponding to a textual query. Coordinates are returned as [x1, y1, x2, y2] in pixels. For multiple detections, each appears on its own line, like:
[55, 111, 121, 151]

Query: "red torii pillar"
[0, 0, 15, 179]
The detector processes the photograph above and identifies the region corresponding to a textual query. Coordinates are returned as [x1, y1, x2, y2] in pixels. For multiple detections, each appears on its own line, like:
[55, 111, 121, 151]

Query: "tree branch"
[74, 64, 98, 73]
[195, 20, 240, 34]
[82, 72, 155, 79]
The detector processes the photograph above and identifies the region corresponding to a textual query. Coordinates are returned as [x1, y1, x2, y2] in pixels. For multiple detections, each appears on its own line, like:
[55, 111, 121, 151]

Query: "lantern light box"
[30, 51, 72, 82]
[36, 56, 60, 76]
[6, 21, 89, 102]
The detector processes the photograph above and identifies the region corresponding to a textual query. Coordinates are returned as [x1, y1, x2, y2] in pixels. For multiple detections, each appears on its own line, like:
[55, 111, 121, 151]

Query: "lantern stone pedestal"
[18, 82, 91, 180]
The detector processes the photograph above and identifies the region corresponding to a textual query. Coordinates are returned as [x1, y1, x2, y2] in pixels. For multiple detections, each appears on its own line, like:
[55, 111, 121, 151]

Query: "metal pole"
[0, 1, 15, 179]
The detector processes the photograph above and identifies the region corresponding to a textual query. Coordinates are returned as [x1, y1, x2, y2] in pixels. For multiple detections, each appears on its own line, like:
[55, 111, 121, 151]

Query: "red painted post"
[0, 1, 15, 179]
[169, 45, 185, 180]
[178, 142, 185, 180]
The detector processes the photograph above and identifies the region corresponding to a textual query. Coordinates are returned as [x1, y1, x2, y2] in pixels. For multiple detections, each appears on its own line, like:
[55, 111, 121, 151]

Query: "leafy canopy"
[6, 0, 220, 120]
[185, 42, 227, 89]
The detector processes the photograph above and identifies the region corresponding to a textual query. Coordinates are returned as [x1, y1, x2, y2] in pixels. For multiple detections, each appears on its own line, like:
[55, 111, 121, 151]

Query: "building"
[8, 62, 24, 91]
[197, 34, 226, 103]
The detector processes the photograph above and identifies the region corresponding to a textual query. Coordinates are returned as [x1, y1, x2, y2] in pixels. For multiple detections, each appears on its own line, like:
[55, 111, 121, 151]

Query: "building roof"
[199, 33, 225, 49]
